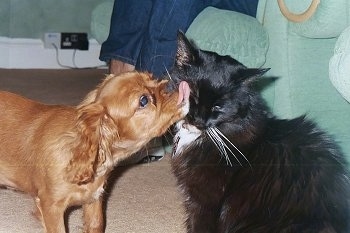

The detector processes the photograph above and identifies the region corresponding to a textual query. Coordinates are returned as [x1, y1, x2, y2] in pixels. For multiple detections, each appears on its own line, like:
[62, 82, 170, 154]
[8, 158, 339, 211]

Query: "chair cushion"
[289, 0, 349, 38]
[185, 7, 269, 68]
[90, 1, 113, 44]
[329, 26, 350, 103]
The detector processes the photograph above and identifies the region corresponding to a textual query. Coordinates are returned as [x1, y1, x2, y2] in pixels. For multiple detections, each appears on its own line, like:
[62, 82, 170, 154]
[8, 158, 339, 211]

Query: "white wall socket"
[43, 32, 61, 49]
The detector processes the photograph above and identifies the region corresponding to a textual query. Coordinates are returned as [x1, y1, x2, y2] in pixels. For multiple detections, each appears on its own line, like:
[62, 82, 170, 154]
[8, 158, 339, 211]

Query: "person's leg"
[135, 0, 259, 77]
[108, 60, 135, 75]
[209, 0, 259, 17]
[99, 0, 153, 74]
[136, 0, 207, 77]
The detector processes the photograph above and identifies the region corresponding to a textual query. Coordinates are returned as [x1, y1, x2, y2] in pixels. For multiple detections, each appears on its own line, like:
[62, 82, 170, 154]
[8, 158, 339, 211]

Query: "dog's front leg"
[82, 198, 104, 233]
[37, 197, 66, 233]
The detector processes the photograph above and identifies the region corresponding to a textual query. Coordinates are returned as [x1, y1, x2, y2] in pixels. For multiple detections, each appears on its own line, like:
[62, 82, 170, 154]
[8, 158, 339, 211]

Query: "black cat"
[168, 32, 350, 233]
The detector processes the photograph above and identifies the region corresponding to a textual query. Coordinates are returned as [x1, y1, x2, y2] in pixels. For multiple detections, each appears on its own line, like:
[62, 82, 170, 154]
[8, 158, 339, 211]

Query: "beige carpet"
[0, 69, 185, 233]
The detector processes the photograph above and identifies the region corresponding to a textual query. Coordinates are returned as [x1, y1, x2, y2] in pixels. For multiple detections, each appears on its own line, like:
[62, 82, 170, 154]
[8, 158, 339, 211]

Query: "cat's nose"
[189, 117, 206, 130]
[181, 122, 192, 130]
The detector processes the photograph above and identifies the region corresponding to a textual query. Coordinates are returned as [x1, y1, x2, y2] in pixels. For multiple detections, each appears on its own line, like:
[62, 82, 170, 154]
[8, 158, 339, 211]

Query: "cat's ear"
[175, 31, 199, 68]
[238, 68, 270, 85]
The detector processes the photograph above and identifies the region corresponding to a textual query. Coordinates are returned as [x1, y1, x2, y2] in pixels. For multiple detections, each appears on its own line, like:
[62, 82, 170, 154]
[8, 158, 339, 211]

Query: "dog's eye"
[139, 95, 149, 108]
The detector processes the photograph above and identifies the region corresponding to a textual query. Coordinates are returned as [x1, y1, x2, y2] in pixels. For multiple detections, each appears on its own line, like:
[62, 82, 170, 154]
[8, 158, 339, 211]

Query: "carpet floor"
[0, 69, 185, 233]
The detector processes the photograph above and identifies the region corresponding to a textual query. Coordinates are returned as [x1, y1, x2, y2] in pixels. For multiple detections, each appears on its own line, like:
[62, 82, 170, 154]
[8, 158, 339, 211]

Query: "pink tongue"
[177, 81, 190, 105]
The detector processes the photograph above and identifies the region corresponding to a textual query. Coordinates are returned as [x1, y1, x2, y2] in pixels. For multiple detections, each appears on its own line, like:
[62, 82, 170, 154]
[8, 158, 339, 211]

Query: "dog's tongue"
[177, 81, 190, 105]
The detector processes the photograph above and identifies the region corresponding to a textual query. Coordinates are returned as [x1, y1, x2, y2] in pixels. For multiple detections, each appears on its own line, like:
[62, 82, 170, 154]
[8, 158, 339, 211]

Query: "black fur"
[168, 32, 350, 233]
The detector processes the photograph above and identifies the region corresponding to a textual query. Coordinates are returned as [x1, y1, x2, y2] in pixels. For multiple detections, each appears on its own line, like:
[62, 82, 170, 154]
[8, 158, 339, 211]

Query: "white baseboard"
[0, 37, 107, 69]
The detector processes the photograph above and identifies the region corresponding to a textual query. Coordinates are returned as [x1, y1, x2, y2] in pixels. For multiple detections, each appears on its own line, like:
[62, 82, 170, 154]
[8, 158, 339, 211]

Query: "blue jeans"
[99, 0, 259, 77]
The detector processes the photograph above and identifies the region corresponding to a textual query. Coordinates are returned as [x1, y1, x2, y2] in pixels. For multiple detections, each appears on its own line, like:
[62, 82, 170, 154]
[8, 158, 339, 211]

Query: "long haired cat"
[168, 32, 350, 233]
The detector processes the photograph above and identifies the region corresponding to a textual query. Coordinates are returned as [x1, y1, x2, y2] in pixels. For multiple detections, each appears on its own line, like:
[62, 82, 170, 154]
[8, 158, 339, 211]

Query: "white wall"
[0, 37, 106, 69]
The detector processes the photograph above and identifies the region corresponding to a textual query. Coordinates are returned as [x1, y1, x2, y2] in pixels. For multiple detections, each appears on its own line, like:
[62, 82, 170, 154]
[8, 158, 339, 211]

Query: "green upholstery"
[288, 0, 349, 38]
[90, 0, 350, 161]
[185, 7, 268, 68]
[90, 0, 113, 44]
[255, 0, 350, 160]
[329, 26, 350, 103]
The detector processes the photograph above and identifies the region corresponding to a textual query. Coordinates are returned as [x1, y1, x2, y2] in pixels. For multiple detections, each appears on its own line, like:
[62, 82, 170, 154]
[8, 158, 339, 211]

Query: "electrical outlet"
[43, 33, 61, 49]
[61, 32, 89, 50]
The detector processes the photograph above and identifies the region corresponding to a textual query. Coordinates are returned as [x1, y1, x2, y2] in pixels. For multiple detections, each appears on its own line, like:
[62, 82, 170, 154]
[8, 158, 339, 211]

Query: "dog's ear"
[65, 103, 117, 185]
[95, 111, 119, 171]
[77, 74, 115, 108]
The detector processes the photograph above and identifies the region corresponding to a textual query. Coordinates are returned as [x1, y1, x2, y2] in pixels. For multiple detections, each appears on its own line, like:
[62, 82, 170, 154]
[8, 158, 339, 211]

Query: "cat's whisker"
[209, 129, 235, 166]
[208, 128, 237, 166]
[213, 128, 252, 168]
[163, 65, 172, 80]
[206, 129, 229, 165]
[207, 133, 224, 164]
[164, 132, 172, 145]
[207, 128, 235, 166]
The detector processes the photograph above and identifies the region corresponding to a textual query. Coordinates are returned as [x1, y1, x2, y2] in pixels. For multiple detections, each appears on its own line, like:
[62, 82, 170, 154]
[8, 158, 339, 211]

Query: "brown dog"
[0, 71, 190, 233]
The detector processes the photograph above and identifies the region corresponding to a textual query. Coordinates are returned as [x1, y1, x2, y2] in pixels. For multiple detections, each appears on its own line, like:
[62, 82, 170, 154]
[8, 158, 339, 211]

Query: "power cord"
[52, 43, 107, 69]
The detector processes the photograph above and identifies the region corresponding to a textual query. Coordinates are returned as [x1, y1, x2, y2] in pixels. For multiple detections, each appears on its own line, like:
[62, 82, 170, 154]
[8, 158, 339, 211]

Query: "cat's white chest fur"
[173, 120, 201, 156]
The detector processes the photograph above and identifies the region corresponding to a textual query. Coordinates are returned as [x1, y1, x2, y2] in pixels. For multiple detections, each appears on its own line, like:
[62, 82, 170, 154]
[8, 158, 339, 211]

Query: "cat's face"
[169, 32, 268, 134]
[169, 32, 269, 163]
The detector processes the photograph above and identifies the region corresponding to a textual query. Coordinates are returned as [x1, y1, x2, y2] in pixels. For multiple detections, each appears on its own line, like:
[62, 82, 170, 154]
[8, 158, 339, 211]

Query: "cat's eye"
[211, 105, 221, 112]
[139, 95, 149, 108]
